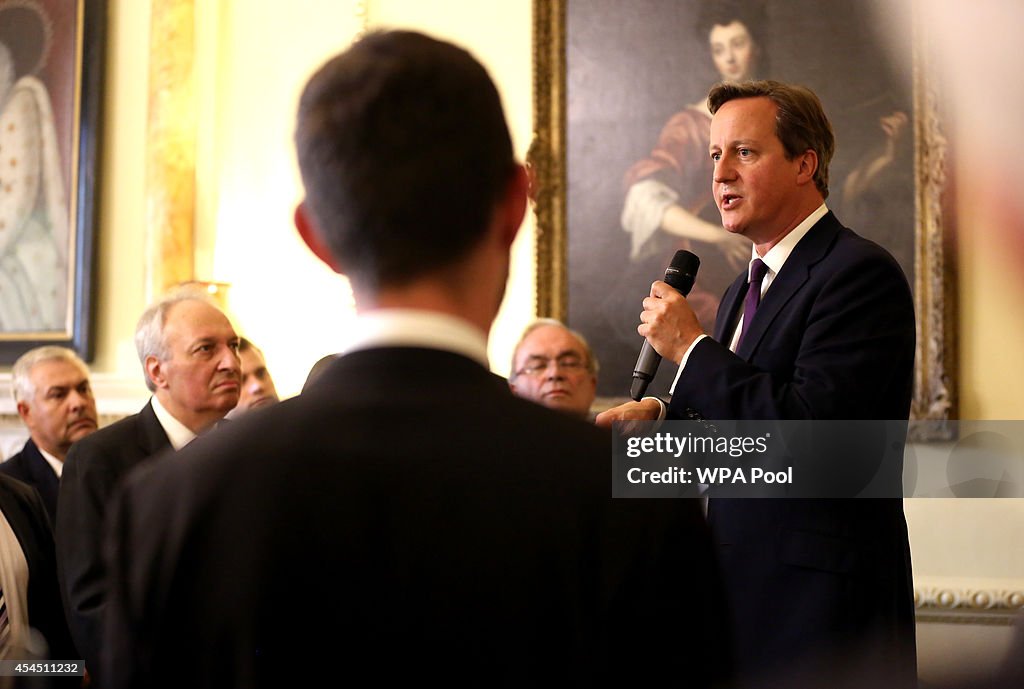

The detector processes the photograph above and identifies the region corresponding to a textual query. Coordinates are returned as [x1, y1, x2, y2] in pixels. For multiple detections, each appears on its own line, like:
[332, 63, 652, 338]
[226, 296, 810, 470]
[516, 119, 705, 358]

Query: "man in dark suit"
[599, 80, 917, 686]
[103, 30, 731, 688]
[2, 346, 98, 522]
[0, 473, 78, 665]
[56, 290, 241, 682]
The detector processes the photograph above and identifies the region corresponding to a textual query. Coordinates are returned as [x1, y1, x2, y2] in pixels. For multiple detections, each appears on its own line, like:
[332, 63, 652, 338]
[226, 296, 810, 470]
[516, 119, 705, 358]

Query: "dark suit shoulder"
[817, 226, 914, 308]
[65, 403, 168, 476]
[0, 474, 52, 554]
[63, 419, 137, 485]
[68, 411, 143, 455]
[0, 472, 46, 508]
[119, 350, 615, 539]
[0, 470, 79, 664]
[822, 223, 910, 279]
[108, 348, 728, 687]
[0, 443, 33, 482]
[134, 356, 611, 497]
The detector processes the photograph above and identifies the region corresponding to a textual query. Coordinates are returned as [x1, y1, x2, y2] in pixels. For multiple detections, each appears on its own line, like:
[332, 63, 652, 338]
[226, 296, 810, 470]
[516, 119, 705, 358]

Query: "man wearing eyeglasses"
[509, 319, 598, 419]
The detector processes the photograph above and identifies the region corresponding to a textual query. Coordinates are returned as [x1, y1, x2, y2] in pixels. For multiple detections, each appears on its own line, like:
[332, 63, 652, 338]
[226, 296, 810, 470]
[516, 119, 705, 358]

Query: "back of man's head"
[294, 30, 515, 292]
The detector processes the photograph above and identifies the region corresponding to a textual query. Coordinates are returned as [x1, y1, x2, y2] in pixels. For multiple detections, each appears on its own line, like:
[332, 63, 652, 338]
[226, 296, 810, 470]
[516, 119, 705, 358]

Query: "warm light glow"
[173, 280, 230, 310]
[188, 0, 535, 396]
[195, 0, 366, 397]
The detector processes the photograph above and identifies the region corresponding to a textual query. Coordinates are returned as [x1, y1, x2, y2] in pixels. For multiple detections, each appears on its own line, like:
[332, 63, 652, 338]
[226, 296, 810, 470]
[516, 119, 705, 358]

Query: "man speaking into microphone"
[599, 80, 917, 687]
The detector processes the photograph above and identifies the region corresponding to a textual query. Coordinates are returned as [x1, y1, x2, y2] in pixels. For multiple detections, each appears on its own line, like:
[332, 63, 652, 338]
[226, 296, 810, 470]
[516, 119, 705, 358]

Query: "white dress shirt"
[342, 309, 489, 368]
[39, 445, 63, 478]
[648, 204, 830, 416]
[151, 395, 198, 451]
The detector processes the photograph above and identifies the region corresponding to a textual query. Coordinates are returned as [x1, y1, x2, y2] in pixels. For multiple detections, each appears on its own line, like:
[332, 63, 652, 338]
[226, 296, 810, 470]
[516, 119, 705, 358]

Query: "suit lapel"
[24, 440, 59, 503]
[713, 273, 748, 343]
[136, 400, 173, 455]
[735, 212, 843, 360]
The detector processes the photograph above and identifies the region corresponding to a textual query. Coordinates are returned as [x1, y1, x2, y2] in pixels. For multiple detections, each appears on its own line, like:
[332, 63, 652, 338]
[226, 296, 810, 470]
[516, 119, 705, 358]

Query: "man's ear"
[295, 201, 343, 273]
[496, 164, 529, 249]
[146, 356, 168, 391]
[796, 149, 819, 187]
[15, 400, 31, 424]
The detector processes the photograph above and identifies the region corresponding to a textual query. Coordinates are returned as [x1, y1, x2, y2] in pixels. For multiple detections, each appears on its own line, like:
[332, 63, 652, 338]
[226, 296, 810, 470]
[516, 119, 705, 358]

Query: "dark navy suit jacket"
[0, 438, 60, 523]
[668, 212, 918, 686]
[56, 401, 171, 683]
[0, 473, 78, 664]
[103, 348, 732, 688]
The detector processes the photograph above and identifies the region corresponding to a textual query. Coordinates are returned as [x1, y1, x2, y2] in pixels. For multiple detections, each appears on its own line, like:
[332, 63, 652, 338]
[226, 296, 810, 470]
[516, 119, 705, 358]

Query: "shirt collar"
[342, 309, 489, 369]
[37, 445, 64, 478]
[749, 203, 828, 279]
[150, 395, 198, 451]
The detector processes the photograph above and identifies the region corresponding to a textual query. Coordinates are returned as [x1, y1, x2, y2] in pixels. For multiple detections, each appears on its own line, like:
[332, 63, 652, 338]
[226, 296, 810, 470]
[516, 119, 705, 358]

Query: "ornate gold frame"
[529, 0, 957, 429]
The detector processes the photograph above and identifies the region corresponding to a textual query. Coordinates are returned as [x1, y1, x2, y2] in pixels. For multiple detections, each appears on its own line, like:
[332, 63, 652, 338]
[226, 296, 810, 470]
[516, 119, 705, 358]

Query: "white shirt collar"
[150, 395, 197, 451]
[37, 445, 63, 478]
[341, 309, 490, 368]
[727, 203, 829, 353]
[750, 203, 828, 278]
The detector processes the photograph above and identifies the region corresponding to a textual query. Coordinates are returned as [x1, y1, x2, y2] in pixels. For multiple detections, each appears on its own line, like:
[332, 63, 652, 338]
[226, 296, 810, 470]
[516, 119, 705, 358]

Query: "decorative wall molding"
[915, 577, 1024, 625]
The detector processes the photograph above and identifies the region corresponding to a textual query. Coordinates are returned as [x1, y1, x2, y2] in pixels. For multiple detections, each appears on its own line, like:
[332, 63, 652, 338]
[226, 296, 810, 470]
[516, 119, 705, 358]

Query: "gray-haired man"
[1, 346, 98, 522]
[55, 289, 240, 681]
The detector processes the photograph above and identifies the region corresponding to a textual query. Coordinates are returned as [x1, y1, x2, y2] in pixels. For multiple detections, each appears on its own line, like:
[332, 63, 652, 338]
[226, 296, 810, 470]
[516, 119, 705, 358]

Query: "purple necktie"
[738, 258, 769, 348]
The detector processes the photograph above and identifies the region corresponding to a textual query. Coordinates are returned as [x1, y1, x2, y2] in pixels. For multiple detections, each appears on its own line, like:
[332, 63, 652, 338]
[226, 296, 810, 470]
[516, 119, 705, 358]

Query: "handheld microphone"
[630, 250, 700, 401]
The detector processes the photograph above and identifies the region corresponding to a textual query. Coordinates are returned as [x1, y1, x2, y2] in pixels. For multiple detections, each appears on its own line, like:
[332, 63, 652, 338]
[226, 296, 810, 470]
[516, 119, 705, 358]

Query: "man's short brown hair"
[294, 30, 515, 291]
[708, 79, 835, 198]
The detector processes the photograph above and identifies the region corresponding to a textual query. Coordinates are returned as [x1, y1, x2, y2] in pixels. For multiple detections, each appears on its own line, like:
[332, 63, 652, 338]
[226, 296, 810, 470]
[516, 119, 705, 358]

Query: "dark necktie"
[738, 258, 769, 348]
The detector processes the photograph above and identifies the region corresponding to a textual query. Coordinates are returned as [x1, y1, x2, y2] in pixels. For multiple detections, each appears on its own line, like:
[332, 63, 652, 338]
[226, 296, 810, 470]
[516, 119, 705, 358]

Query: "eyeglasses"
[515, 355, 588, 378]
